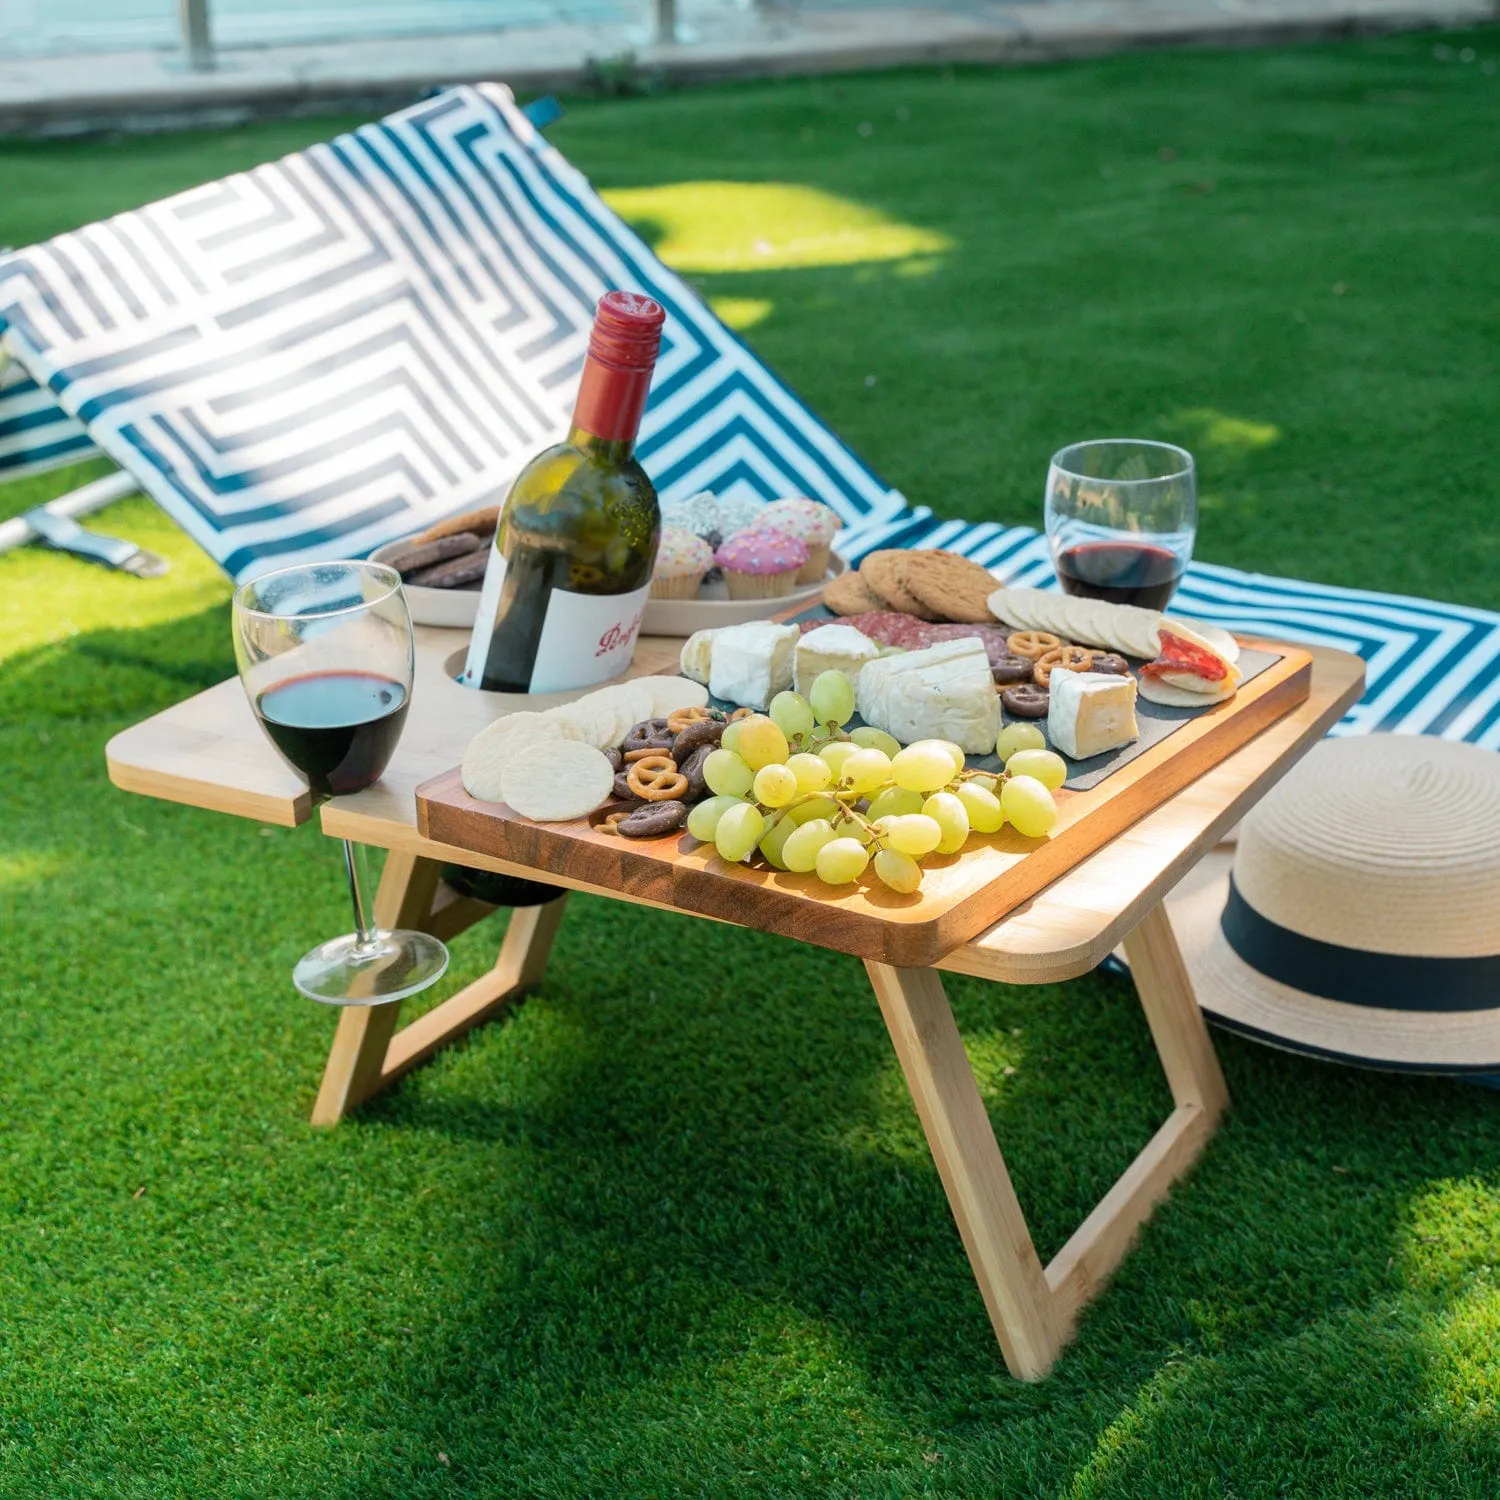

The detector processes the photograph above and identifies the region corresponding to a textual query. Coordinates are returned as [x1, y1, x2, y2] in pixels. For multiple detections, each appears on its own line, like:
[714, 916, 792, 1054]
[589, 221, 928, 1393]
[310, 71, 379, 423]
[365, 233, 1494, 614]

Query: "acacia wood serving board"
[416, 639, 1310, 967]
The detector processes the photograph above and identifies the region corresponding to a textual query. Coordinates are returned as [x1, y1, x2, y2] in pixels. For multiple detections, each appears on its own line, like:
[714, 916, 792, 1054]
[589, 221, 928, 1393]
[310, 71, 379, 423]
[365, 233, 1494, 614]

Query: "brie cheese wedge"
[856, 636, 999, 754]
[680, 628, 717, 686]
[794, 624, 880, 697]
[1047, 669, 1139, 761]
[708, 621, 799, 710]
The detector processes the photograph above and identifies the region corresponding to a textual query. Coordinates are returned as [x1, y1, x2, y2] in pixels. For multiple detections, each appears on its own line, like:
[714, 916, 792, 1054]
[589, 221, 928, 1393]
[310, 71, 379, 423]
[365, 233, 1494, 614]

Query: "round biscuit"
[500, 740, 615, 822]
[899, 549, 997, 623]
[859, 550, 939, 620]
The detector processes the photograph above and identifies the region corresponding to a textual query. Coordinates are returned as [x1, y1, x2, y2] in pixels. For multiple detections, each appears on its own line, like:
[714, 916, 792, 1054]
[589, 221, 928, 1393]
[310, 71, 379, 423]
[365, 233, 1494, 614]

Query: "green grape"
[842, 747, 893, 796]
[782, 817, 836, 872]
[966, 771, 1001, 795]
[787, 752, 832, 795]
[867, 785, 924, 821]
[819, 740, 861, 779]
[736, 714, 791, 771]
[850, 725, 901, 757]
[809, 670, 856, 728]
[890, 743, 956, 794]
[815, 836, 869, 885]
[703, 748, 754, 798]
[788, 794, 840, 826]
[996, 721, 1047, 764]
[720, 719, 744, 755]
[752, 762, 798, 808]
[758, 813, 795, 870]
[686, 794, 744, 842]
[1001, 775, 1059, 838]
[873, 848, 923, 894]
[1004, 748, 1067, 792]
[955, 781, 1004, 833]
[769, 691, 815, 743]
[714, 802, 766, 862]
[884, 813, 942, 858]
[909, 739, 966, 777]
[922, 791, 970, 854]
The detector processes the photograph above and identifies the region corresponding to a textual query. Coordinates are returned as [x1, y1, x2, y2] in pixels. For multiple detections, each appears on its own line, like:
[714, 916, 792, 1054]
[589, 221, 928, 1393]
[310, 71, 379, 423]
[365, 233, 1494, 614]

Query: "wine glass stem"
[341, 839, 378, 949]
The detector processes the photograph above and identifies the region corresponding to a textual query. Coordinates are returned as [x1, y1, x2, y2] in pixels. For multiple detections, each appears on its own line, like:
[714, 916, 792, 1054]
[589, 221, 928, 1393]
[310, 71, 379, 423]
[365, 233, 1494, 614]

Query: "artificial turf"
[2, 28, 1499, 1497]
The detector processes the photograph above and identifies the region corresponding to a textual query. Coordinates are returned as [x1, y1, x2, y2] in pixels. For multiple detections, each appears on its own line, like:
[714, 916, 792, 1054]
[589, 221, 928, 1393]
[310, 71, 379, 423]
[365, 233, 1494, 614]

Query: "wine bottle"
[462, 291, 666, 694]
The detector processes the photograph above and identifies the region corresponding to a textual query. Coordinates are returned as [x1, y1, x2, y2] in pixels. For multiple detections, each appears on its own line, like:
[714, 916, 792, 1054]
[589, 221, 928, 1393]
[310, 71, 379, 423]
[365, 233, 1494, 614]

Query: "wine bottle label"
[463, 552, 651, 694]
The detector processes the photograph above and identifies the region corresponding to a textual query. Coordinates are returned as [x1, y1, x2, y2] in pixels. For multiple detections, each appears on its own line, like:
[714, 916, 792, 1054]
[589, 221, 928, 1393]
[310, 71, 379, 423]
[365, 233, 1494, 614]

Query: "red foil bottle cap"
[589, 290, 665, 371]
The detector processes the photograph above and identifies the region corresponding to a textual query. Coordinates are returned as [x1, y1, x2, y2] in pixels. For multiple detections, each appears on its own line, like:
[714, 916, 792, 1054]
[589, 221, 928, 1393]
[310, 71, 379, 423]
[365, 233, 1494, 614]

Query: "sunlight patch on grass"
[1169, 407, 1282, 457]
[709, 296, 774, 331]
[602, 182, 950, 273]
[0, 850, 62, 891]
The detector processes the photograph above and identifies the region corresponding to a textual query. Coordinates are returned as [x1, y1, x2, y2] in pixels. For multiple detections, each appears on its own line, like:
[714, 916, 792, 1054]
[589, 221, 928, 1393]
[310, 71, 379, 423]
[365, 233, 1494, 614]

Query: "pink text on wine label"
[595, 610, 643, 659]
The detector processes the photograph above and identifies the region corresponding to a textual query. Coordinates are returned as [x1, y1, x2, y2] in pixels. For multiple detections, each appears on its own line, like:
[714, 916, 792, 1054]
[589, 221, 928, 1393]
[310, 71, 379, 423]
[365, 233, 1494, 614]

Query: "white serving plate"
[372, 541, 845, 634]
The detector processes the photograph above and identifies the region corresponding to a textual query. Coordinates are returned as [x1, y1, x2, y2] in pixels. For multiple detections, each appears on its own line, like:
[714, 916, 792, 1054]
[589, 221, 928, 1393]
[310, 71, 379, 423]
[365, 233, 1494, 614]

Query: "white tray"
[372, 541, 844, 634]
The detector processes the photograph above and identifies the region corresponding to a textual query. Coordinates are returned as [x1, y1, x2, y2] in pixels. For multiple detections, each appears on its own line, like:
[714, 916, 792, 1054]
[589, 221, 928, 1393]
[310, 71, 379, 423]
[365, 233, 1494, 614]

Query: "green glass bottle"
[463, 291, 665, 694]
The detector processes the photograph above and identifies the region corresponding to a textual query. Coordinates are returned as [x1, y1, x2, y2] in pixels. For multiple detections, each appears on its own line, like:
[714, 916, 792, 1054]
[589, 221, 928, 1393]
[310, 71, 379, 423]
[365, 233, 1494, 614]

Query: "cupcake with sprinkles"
[715, 527, 809, 600]
[757, 498, 843, 584]
[650, 527, 715, 600]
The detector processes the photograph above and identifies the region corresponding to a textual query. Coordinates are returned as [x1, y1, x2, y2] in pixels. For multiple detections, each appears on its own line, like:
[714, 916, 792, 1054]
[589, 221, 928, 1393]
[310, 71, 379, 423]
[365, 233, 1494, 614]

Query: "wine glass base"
[292, 928, 449, 1006]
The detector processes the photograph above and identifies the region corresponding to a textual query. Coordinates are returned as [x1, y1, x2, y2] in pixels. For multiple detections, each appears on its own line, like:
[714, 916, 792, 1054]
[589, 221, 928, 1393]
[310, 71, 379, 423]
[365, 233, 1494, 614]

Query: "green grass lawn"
[3, 29, 1499, 1498]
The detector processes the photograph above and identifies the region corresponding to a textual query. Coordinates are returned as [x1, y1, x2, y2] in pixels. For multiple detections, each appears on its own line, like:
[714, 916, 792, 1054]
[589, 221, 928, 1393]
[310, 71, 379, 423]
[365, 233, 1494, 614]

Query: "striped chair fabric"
[0, 83, 905, 580]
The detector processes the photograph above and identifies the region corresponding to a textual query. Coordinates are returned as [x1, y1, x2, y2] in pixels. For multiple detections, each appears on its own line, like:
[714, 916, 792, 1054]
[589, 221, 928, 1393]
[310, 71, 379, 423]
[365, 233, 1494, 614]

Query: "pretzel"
[667, 706, 714, 734]
[599, 810, 633, 836]
[1032, 645, 1096, 685]
[727, 706, 755, 722]
[1006, 630, 1062, 662]
[624, 746, 667, 763]
[626, 754, 689, 801]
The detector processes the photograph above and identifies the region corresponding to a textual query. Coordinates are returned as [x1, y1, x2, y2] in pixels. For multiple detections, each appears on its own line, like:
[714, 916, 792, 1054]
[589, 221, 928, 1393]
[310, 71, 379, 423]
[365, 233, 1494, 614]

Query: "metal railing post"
[653, 0, 678, 45]
[178, 0, 214, 70]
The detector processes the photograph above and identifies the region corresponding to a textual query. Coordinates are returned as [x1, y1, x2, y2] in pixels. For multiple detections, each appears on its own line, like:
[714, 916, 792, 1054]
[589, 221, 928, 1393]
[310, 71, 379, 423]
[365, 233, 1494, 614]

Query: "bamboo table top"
[105, 626, 1366, 985]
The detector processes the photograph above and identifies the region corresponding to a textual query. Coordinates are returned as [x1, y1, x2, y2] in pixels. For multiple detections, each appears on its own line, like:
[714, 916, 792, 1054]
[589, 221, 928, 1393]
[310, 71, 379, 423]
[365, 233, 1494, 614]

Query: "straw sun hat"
[1166, 734, 1500, 1073]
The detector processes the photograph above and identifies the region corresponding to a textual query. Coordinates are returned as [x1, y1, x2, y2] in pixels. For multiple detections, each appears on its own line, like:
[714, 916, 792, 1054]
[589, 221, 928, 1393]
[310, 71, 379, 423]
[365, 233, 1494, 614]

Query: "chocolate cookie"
[1001, 684, 1050, 719]
[899, 548, 998, 624]
[405, 548, 489, 588]
[414, 505, 500, 545]
[385, 531, 482, 578]
[990, 653, 1034, 686]
[1090, 653, 1130, 675]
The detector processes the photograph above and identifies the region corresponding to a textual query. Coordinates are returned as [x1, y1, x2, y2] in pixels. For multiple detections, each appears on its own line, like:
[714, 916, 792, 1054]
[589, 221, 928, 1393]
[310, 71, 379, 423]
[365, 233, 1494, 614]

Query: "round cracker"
[1111, 605, 1166, 660]
[993, 585, 1048, 630]
[1054, 593, 1116, 649]
[500, 739, 615, 822]
[899, 549, 997, 624]
[1025, 590, 1075, 638]
[462, 712, 563, 802]
[859, 550, 939, 620]
[634, 675, 710, 717]
[1137, 674, 1238, 708]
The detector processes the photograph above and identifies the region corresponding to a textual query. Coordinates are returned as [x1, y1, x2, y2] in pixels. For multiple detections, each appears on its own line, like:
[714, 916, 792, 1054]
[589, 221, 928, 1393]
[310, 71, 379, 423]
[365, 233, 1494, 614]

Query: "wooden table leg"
[310, 850, 569, 1126]
[866, 959, 1063, 1380]
[866, 901, 1229, 1379]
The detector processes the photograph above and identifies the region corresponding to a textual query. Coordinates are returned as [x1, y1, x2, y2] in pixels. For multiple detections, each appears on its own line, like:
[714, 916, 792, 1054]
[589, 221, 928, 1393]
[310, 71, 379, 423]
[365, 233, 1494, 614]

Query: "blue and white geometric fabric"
[838, 510, 1500, 748]
[0, 83, 906, 581]
[0, 357, 96, 479]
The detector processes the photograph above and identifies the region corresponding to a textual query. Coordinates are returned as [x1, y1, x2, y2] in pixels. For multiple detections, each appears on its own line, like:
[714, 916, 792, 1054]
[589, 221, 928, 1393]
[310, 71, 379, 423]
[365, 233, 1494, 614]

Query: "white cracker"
[1138, 674, 1239, 708]
[1112, 605, 1166, 660]
[461, 713, 564, 802]
[986, 587, 1026, 628]
[501, 739, 616, 822]
[1026, 590, 1076, 638]
[634, 675, 710, 717]
[1056, 594, 1117, 650]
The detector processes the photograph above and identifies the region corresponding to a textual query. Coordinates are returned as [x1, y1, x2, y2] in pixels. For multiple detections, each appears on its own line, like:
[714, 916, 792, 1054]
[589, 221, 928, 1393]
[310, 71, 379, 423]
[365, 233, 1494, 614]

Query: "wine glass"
[232, 561, 449, 1006]
[1044, 439, 1196, 612]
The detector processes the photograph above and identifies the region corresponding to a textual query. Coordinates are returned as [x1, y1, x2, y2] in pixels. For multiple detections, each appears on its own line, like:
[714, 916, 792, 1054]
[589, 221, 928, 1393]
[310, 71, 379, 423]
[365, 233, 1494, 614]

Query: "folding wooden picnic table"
[106, 627, 1363, 1379]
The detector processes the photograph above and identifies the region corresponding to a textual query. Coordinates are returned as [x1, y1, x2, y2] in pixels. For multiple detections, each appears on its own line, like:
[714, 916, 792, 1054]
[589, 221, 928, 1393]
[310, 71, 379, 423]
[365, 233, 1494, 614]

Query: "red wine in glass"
[1055, 541, 1184, 612]
[254, 670, 409, 799]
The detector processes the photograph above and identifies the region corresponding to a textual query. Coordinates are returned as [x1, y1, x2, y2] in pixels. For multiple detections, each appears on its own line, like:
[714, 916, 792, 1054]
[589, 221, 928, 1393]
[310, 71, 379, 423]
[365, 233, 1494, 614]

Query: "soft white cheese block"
[794, 624, 880, 697]
[856, 637, 999, 754]
[708, 621, 799, 710]
[679, 628, 717, 686]
[1047, 669, 1140, 761]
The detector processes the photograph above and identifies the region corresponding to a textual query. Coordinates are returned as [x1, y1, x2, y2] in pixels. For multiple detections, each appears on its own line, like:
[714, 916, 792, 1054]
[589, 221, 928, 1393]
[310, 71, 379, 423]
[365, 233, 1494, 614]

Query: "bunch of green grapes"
[684, 670, 1065, 893]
